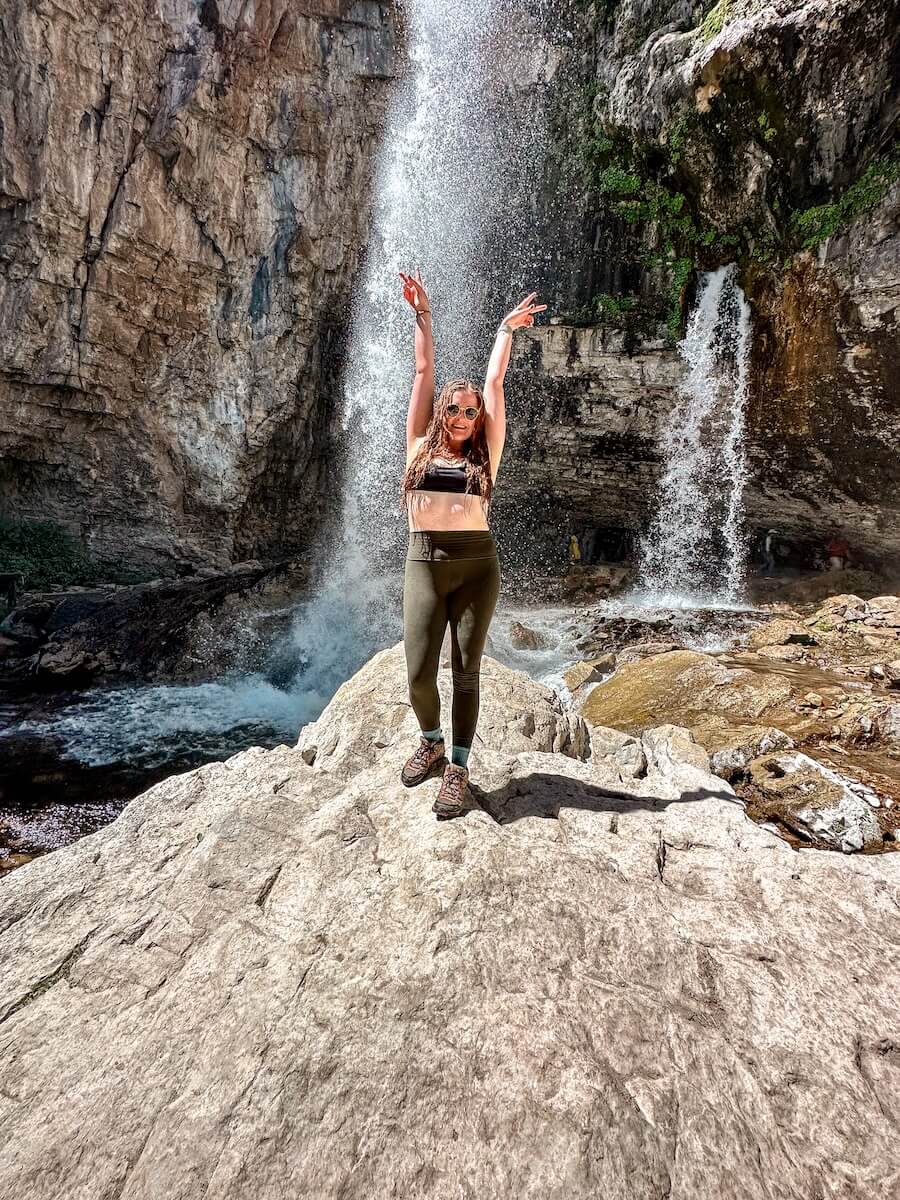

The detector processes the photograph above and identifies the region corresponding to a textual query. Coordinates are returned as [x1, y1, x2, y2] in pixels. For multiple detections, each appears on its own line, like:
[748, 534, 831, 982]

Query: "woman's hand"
[399, 268, 430, 315]
[500, 291, 547, 330]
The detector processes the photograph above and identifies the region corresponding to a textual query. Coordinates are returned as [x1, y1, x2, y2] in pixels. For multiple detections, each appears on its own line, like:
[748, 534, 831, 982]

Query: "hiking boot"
[400, 735, 447, 787]
[432, 762, 471, 817]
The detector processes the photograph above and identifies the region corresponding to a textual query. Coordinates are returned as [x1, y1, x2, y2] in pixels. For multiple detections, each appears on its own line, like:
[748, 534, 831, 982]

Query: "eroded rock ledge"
[1, 644, 898, 1198]
[0, 0, 399, 572]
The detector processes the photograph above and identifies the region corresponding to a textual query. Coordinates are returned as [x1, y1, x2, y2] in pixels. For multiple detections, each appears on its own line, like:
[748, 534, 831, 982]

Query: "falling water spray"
[283, 0, 567, 711]
[635, 264, 753, 609]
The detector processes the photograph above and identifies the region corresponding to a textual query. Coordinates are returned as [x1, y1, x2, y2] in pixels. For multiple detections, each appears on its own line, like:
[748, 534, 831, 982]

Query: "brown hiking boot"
[432, 762, 471, 817]
[400, 735, 447, 787]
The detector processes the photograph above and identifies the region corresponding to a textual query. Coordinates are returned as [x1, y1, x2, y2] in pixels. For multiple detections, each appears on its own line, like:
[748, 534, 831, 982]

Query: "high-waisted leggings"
[403, 530, 500, 749]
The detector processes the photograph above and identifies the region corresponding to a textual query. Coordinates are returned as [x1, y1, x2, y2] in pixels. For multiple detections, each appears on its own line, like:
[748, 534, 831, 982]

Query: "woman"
[397, 268, 546, 817]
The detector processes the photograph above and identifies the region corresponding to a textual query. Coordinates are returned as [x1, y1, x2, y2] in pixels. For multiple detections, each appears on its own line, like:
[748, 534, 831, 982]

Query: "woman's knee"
[408, 657, 439, 697]
[451, 664, 480, 695]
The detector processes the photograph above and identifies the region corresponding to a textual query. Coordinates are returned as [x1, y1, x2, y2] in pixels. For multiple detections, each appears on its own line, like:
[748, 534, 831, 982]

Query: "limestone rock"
[297, 643, 591, 776]
[1, 647, 898, 1198]
[582, 649, 792, 732]
[747, 619, 818, 651]
[588, 725, 647, 780]
[562, 654, 616, 694]
[0, 0, 399, 572]
[0, 563, 281, 687]
[496, 3, 900, 569]
[748, 752, 884, 853]
[709, 726, 796, 782]
[755, 643, 809, 663]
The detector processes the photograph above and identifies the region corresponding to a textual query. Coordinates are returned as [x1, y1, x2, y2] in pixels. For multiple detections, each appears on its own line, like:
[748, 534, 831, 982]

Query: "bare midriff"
[406, 489, 490, 532]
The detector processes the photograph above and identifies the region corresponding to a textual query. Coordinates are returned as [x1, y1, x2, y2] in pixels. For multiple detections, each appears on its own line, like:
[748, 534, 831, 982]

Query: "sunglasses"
[446, 402, 481, 420]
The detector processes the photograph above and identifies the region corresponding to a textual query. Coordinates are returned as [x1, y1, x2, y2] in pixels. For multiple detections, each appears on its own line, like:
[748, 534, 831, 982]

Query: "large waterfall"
[282, 0, 564, 711]
[635, 264, 753, 608]
[0, 2, 570, 797]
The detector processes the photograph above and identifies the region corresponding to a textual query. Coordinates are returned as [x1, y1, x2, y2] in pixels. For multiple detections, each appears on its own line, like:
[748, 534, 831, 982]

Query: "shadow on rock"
[468, 772, 738, 824]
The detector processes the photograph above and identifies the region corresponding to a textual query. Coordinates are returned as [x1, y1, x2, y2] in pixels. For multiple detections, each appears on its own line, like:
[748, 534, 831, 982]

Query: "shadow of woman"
[460, 771, 739, 825]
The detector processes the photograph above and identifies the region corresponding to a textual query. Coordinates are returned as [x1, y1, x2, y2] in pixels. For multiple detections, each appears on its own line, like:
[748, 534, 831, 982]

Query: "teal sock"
[422, 727, 443, 743]
[451, 745, 470, 768]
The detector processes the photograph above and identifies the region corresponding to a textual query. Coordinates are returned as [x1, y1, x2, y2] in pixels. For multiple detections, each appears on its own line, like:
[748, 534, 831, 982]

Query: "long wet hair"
[400, 377, 494, 510]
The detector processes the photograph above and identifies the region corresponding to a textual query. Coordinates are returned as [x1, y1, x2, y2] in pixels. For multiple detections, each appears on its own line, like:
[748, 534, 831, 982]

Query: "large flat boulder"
[1, 645, 898, 1198]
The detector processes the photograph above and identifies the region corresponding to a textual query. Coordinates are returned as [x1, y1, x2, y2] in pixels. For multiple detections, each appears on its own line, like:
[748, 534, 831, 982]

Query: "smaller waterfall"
[636, 264, 753, 608]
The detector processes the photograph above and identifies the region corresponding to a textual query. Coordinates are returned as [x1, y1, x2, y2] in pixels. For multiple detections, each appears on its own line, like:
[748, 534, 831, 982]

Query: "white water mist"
[635, 263, 753, 608]
[284, 0, 562, 710]
[5, 1, 568, 775]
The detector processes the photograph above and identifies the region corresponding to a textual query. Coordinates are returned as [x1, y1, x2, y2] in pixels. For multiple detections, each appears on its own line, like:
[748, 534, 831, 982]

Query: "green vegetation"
[757, 113, 776, 144]
[792, 149, 900, 249]
[0, 519, 150, 592]
[574, 91, 734, 341]
[0, 519, 99, 591]
[698, 0, 731, 44]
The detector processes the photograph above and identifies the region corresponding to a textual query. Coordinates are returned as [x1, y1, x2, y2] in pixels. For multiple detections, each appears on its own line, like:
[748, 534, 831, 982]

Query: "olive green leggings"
[403, 531, 501, 749]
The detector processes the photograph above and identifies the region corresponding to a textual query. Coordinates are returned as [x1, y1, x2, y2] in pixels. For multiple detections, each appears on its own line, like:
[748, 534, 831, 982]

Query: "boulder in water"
[507, 620, 548, 650]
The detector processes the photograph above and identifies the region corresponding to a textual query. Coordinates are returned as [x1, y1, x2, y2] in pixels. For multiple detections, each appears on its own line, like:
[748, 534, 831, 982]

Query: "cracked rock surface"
[0, 0, 398, 571]
[1, 644, 899, 1198]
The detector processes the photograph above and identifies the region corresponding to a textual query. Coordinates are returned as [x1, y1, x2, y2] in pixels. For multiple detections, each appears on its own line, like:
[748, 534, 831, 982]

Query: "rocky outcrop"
[0, 0, 398, 573]
[0, 560, 299, 688]
[578, 628, 900, 850]
[2, 643, 899, 1198]
[498, 0, 900, 568]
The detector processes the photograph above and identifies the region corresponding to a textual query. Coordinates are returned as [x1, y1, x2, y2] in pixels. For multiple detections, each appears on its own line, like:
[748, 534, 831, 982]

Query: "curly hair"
[400, 378, 494, 511]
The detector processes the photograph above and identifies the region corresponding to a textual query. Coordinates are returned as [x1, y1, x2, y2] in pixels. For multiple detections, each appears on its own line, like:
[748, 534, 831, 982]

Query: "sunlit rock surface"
[0, 0, 398, 571]
[2, 644, 899, 1198]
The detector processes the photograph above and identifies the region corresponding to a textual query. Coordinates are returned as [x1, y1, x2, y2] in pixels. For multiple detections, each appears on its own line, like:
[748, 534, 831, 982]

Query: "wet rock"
[747, 753, 883, 853]
[508, 621, 548, 650]
[0, 562, 285, 691]
[874, 705, 900, 745]
[562, 654, 616, 694]
[709, 727, 796, 782]
[582, 650, 792, 732]
[755, 643, 809, 663]
[615, 640, 680, 664]
[35, 644, 100, 682]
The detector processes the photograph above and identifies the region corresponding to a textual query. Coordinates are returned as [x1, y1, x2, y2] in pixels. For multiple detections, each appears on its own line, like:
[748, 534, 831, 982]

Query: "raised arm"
[400, 269, 434, 455]
[483, 291, 547, 479]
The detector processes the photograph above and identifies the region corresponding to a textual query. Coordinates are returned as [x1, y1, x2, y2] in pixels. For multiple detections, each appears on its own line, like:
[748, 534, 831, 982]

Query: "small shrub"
[0, 519, 100, 591]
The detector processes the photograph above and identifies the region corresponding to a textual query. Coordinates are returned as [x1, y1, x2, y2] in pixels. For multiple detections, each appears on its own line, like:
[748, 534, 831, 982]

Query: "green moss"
[792, 150, 900, 248]
[756, 113, 777, 144]
[597, 165, 641, 196]
[594, 294, 636, 318]
[0, 519, 99, 591]
[667, 258, 694, 342]
[698, 0, 731, 43]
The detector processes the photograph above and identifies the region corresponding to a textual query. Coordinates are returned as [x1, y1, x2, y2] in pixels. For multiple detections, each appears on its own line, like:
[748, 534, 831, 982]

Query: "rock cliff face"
[499, 0, 900, 569]
[0, 0, 398, 573]
[2, 645, 899, 1198]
